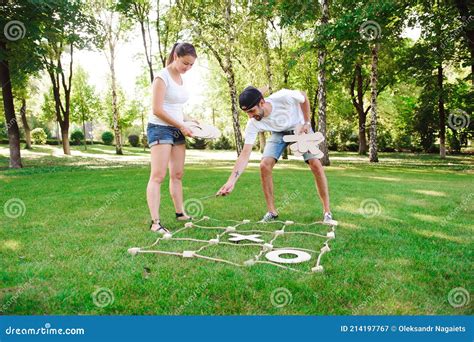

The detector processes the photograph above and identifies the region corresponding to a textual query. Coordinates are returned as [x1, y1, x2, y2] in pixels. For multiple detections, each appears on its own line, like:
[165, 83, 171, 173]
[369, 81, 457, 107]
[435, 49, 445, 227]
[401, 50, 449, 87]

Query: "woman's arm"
[152, 78, 193, 136]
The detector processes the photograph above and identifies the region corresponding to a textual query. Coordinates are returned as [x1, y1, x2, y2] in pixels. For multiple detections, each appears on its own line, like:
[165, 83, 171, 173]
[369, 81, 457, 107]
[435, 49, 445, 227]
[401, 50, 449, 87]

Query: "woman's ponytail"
[167, 43, 180, 66]
[166, 42, 197, 66]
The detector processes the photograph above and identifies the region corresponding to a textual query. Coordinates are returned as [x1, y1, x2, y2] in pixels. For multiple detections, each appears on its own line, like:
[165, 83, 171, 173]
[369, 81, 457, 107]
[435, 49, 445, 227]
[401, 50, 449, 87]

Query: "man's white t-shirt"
[243, 89, 305, 145]
[148, 68, 190, 126]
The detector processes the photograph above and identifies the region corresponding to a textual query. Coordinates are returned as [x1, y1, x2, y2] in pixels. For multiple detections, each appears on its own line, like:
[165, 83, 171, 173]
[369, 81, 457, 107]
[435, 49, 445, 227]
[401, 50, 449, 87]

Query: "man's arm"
[216, 144, 253, 196]
[299, 90, 311, 133]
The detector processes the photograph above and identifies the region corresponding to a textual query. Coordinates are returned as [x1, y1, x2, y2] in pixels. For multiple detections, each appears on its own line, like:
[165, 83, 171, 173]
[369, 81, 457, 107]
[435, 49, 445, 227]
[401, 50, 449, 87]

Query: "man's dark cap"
[238, 86, 262, 110]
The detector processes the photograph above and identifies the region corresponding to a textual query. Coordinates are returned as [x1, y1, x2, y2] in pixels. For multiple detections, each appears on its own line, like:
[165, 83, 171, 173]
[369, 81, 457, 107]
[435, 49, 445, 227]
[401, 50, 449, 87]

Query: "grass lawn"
[0, 144, 473, 315]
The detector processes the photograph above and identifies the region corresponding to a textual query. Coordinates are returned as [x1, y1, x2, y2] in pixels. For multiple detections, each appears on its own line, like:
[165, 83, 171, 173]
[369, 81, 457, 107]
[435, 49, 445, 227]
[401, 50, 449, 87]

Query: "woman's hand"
[179, 124, 194, 137]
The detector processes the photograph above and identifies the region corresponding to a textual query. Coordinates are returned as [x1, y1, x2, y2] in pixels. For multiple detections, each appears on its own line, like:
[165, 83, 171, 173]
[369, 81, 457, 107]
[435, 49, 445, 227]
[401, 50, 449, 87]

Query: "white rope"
[128, 217, 337, 274]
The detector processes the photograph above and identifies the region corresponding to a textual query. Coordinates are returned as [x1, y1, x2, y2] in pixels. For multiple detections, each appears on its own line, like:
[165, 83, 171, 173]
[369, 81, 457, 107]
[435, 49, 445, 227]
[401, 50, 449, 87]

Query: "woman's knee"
[150, 172, 166, 184]
[170, 170, 184, 181]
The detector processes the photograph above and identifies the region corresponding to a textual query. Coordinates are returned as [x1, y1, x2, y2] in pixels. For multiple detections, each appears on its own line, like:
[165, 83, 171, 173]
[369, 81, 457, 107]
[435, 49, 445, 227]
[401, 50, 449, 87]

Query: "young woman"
[146, 42, 197, 234]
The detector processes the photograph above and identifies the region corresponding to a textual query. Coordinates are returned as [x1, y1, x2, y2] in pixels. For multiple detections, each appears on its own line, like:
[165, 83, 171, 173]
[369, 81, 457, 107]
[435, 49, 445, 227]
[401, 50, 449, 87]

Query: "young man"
[216, 86, 333, 223]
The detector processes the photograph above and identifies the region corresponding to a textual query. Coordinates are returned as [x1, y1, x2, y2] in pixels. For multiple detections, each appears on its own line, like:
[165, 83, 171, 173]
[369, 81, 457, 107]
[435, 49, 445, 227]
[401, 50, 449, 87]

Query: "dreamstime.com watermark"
[270, 287, 293, 308]
[359, 20, 382, 41]
[84, 190, 122, 226]
[92, 287, 115, 308]
[353, 278, 389, 314]
[359, 198, 382, 218]
[174, 279, 210, 314]
[448, 109, 471, 131]
[276, 190, 301, 214]
[0, 278, 34, 313]
[3, 20, 26, 41]
[3, 198, 26, 219]
[441, 193, 472, 227]
[183, 198, 204, 217]
[4, 323, 85, 336]
[3, 117, 17, 133]
[441, 16, 474, 49]
[448, 287, 470, 308]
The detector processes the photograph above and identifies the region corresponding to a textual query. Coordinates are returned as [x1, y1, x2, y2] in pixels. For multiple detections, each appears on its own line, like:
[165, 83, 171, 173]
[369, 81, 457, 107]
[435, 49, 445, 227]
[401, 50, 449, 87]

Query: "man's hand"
[216, 181, 235, 196]
[298, 123, 310, 135]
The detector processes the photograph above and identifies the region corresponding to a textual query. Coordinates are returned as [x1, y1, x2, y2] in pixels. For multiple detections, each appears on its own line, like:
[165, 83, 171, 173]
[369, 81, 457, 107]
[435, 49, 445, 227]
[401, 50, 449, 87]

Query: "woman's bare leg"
[147, 144, 172, 229]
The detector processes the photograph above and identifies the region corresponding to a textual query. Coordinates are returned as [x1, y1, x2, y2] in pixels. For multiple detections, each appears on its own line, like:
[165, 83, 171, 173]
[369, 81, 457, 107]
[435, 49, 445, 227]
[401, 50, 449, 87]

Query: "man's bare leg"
[308, 158, 330, 214]
[260, 157, 278, 214]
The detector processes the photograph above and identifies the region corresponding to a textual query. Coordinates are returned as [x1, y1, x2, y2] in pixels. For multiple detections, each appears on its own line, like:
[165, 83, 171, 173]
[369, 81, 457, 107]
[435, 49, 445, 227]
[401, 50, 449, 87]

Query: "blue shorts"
[147, 123, 185, 147]
[262, 130, 318, 163]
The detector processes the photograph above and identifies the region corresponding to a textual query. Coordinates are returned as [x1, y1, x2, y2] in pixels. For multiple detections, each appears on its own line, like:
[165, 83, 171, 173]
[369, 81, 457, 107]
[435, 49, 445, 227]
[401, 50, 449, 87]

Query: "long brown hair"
[167, 42, 197, 66]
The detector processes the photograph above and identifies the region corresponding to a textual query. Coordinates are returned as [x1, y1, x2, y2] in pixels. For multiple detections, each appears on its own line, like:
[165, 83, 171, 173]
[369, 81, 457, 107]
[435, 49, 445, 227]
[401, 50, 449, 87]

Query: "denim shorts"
[262, 130, 318, 163]
[147, 123, 185, 147]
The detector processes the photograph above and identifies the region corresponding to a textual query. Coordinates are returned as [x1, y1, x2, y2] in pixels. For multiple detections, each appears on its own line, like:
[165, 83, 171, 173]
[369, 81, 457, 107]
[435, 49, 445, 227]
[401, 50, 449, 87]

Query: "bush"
[447, 130, 461, 154]
[327, 129, 338, 151]
[212, 135, 232, 150]
[31, 128, 47, 145]
[188, 137, 207, 149]
[128, 134, 140, 147]
[70, 129, 84, 145]
[102, 131, 114, 145]
[0, 121, 7, 139]
[377, 127, 394, 152]
[344, 141, 359, 152]
[140, 133, 148, 148]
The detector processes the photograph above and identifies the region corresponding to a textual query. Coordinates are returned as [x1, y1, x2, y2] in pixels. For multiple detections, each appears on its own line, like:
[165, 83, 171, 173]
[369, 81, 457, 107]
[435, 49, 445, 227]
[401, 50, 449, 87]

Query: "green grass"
[0, 144, 473, 315]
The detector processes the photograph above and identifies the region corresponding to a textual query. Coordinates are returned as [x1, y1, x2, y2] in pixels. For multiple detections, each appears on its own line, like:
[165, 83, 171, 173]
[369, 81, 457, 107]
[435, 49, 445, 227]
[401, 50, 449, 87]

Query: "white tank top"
[148, 67, 190, 126]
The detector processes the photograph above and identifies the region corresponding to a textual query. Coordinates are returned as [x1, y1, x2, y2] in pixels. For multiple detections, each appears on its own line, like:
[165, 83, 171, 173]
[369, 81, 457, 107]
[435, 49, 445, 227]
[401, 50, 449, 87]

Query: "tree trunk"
[109, 42, 123, 155]
[226, 70, 243, 155]
[60, 123, 71, 155]
[0, 43, 22, 168]
[46, 43, 73, 155]
[438, 64, 446, 158]
[20, 98, 32, 149]
[139, 19, 154, 83]
[156, 0, 167, 68]
[454, 0, 474, 86]
[317, 0, 330, 166]
[82, 114, 87, 150]
[352, 63, 368, 154]
[260, 19, 273, 154]
[369, 44, 379, 163]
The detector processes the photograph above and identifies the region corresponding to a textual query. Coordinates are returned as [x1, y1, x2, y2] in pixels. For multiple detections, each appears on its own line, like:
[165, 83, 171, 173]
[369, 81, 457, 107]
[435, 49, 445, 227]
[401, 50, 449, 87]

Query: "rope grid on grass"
[128, 216, 338, 275]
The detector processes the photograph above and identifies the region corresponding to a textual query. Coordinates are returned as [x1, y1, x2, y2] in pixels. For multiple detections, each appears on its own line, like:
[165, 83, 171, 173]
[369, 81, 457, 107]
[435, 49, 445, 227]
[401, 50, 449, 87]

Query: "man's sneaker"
[323, 212, 337, 225]
[260, 212, 279, 222]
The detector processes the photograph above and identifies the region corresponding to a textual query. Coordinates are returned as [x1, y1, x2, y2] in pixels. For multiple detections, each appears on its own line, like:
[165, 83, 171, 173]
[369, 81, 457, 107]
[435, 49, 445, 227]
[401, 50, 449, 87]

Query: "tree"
[0, 40, 21, 167]
[453, 0, 474, 86]
[178, 0, 249, 155]
[96, 1, 131, 155]
[406, 0, 463, 157]
[12, 75, 38, 150]
[70, 66, 102, 149]
[156, 1, 183, 68]
[117, 0, 154, 82]
[316, 0, 330, 166]
[0, 1, 50, 167]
